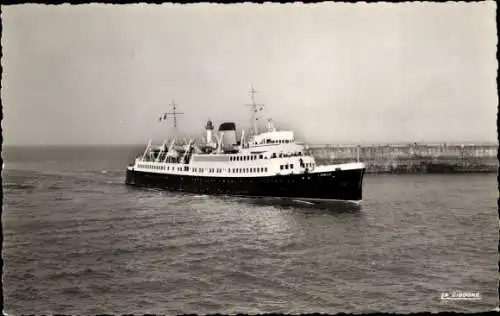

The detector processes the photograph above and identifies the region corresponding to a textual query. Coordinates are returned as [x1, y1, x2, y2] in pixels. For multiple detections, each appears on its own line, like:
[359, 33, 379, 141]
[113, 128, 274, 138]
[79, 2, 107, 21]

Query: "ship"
[125, 88, 366, 204]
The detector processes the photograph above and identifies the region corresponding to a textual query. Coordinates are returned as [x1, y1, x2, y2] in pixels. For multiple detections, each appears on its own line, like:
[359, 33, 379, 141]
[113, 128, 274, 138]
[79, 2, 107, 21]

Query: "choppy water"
[2, 146, 499, 314]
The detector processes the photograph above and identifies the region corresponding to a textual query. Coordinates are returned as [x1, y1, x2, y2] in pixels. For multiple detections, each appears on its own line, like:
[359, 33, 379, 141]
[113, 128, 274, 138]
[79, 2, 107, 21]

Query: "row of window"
[138, 164, 186, 171]
[253, 139, 294, 145]
[138, 164, 164, 170]
[231, 167, 268, 173]
[280, 164, 294, 170]
[230, 155, 262, 161]
[137, 164, 268, 174]
[190, 177, 300, 184]
[229, 152, 303, 161]
[193, 167, 270, 173]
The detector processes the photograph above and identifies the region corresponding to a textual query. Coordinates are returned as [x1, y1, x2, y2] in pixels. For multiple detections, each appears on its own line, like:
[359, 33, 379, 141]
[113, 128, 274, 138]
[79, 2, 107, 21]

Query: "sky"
[1, 2, 497, 145]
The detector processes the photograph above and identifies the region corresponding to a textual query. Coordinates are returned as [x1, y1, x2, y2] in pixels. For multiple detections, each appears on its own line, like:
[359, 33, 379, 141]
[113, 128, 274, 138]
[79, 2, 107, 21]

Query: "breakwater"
[308, 143, 498, 173]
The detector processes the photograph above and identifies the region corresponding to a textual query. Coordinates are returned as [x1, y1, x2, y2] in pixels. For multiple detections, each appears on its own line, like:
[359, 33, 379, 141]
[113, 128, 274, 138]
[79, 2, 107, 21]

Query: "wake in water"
[234, 195, 363, 212]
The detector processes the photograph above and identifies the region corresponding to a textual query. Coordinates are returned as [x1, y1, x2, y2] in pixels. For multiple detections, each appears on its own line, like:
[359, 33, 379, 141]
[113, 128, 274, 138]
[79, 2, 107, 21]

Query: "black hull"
[125, 167, 365, 202]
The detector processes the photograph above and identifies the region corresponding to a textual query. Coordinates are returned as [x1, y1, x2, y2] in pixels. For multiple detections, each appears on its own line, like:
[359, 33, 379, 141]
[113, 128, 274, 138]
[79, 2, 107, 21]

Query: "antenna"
[159, 100, 185, 133]
[244, 85, 264, 135]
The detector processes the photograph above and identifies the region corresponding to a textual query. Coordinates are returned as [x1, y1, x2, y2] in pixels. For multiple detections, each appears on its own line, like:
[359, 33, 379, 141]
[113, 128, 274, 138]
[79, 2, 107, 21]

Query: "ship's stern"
[125, 166, 137, 186]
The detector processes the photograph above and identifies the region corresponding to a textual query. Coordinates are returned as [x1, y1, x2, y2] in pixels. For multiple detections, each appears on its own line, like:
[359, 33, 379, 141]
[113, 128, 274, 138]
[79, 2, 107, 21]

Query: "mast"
[244, 85, 264, 135]
[159, 100, 185, 136]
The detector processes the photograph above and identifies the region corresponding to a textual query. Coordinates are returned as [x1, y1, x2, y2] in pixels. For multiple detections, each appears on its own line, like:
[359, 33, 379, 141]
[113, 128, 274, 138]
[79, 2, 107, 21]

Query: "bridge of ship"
[248, 130, 295, 147]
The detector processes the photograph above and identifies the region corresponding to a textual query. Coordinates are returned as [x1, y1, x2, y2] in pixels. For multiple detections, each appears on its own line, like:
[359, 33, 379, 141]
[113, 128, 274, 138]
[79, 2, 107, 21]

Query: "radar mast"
[244, 85, 264, 135]
[159, 100, 185, 137]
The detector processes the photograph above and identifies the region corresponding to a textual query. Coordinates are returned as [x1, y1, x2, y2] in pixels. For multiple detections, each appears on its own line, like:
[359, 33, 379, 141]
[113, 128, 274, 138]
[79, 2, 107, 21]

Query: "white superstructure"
[128, 88, 364, 178]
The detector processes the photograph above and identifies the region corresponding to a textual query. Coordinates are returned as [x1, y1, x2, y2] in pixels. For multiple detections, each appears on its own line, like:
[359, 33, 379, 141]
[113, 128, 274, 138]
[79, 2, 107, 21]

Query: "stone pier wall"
[308, 143, 498, 173]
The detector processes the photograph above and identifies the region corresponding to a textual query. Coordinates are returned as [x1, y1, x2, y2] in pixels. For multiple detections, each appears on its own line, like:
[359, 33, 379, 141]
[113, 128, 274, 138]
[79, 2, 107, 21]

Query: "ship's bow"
[309, 162, 365, 202]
